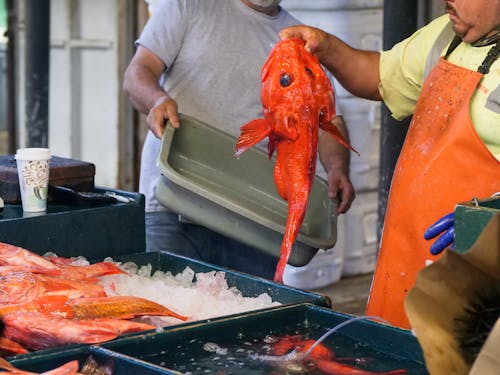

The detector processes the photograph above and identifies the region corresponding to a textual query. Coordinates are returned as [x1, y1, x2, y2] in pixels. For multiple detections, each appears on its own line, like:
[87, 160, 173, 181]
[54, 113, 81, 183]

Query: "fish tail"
[321, 121, 360, 156]
[274, 198, 308, 283]
[235, 118, 271, 157]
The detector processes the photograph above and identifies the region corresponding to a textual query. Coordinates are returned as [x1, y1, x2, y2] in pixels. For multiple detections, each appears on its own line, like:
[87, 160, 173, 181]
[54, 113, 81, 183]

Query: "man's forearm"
[319, 116, 351, 174]
[123, 63, 169, 115]
[320, 35, 382, 101]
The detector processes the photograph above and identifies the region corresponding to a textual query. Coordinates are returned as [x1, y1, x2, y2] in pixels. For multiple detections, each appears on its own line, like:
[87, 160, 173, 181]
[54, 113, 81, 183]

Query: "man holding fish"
[123, 0, 355, 279]
[280, 0, 500, 328]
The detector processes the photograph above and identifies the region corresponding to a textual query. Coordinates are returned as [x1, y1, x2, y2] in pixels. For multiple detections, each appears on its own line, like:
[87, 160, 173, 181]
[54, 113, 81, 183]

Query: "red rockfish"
[235, 38, 357, 283]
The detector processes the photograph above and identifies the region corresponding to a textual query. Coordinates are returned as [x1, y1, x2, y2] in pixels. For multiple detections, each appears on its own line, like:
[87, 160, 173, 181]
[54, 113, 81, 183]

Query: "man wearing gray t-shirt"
[123, 0, 354, 279]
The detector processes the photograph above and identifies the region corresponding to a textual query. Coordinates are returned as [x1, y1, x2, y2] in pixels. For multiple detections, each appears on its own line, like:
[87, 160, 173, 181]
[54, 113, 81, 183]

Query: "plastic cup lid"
[15, 148, 51, 161]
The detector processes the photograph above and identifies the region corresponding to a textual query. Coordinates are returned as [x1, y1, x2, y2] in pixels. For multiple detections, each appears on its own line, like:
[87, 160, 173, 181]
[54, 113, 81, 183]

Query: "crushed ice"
[84, 257, 282, 326]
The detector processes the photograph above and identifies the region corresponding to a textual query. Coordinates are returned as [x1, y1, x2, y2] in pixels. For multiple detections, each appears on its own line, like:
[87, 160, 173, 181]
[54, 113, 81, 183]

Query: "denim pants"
[145, 211, 277, 279]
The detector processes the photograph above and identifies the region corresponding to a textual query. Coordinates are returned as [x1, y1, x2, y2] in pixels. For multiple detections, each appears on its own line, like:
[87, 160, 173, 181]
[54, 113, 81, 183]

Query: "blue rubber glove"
[424, 212, 455, 255]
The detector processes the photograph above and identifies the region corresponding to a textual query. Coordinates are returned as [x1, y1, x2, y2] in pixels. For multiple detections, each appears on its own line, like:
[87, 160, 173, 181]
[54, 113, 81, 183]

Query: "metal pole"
[377, 1, 419, 245]
[24, 0, 50, 148]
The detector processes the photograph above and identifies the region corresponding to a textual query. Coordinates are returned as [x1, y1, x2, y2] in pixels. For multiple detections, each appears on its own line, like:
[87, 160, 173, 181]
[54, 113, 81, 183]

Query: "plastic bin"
[156, 113, 338, 266]
[0, 187, 145, 259]
[454, 196, 500, 253]
[108, 251, 331, 308]
[9, 346, 177, 375]
[4, 251, 330, 362]
[100, 303, 428, 374]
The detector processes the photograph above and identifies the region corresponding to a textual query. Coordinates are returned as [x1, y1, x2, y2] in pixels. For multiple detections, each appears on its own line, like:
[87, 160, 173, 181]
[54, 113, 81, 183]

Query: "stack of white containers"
[282, 0, 383, 290]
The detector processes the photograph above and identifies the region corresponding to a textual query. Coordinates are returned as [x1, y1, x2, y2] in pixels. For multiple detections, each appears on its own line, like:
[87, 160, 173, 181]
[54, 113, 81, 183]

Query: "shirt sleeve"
[136, 0, 195, 69]
[378, 15, 451, 121]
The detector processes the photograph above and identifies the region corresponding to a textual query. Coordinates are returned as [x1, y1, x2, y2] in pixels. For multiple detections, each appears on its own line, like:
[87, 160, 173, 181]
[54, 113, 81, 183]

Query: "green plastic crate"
[109, 251, 331, 307]
[454, 196, 500, 253]
[156, 114, 338, 266]
[0, 187, 145, 259]
[4, 251, 330, 362]
[101, 303, 428, 374]
[9, 346, 177, 375]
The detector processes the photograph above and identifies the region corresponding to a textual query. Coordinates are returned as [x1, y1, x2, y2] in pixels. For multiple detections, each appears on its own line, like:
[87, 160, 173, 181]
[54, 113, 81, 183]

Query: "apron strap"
[478, 40, 500, 74]
[424, 22, 456, 80]
[444, 35, 462, 58]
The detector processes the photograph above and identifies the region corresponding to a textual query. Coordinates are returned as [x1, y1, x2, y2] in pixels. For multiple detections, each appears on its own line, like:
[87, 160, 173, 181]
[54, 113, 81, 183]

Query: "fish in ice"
[2, 312, 156, 351]
[0, 295, 187, 322]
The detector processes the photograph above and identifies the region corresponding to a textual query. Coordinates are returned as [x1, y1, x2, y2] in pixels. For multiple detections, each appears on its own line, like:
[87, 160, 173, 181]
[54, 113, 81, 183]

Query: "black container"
[9, 346, 178, 375]
[4, 250, 330, 363]
[0, 188, 145, 259]
[100, 303, 429, 375]
[110, 251, 331, 307]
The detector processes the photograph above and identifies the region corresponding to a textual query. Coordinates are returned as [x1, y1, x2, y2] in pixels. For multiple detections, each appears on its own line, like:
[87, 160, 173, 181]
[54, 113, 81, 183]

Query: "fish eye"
[305, 67, 314, 78]
[280, 73, 292, 87]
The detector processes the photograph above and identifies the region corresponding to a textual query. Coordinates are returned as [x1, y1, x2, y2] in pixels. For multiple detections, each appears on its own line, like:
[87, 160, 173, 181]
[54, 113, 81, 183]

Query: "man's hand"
[424, 212, 455, 255]
[326, 167, 355, 214]
[279, 25, 331, 58]
[123, 46, 180, 139]
[147, 96, 180, 139]
[318, 116, 355, 214]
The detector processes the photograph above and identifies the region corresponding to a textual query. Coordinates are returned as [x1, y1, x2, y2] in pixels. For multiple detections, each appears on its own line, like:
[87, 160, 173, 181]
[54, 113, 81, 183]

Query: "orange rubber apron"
[366, 43, 500, 328]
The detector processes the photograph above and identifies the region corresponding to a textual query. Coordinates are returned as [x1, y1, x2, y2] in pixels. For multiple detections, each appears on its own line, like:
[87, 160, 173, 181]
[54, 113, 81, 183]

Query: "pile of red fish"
[0, 242, 187, 356]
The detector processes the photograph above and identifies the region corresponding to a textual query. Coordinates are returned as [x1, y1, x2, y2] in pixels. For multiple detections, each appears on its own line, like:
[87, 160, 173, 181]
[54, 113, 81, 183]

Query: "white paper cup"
[15, 148, 51, 212]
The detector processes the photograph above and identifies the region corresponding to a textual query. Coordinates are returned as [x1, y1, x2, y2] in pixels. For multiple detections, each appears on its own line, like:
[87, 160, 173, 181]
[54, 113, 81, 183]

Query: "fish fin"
[273, 158, 288, 200]
[0, 337, 29, 356]
[268, 134, 277, 159]
[273, 115, 298, 141]
[234, 119, 271, 157]
[321, 121, 360, 156]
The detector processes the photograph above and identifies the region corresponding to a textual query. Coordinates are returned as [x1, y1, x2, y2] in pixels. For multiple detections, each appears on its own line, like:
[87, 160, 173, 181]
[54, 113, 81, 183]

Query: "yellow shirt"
[379, 15, 500, 160]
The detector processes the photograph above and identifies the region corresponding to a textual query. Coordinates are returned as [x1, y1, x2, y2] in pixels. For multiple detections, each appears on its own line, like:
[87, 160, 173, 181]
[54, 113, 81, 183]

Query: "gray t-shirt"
[137, 0, 334, 212]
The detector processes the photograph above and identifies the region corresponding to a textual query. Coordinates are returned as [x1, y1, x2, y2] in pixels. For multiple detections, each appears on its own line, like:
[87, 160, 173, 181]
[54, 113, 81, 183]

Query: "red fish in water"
[271, 335, 335, 361]
[235, 39, 357, 283]
[315, 359, 408, 375]
[270, 335, 407, 375]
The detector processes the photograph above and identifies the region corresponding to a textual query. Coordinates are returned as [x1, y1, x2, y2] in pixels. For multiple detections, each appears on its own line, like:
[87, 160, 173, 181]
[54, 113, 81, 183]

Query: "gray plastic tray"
[156, 114, 338, 266]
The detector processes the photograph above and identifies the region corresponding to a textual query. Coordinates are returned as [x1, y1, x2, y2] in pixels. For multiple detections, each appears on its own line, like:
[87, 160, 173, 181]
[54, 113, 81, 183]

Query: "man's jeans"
[145, 211, 277, 279]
